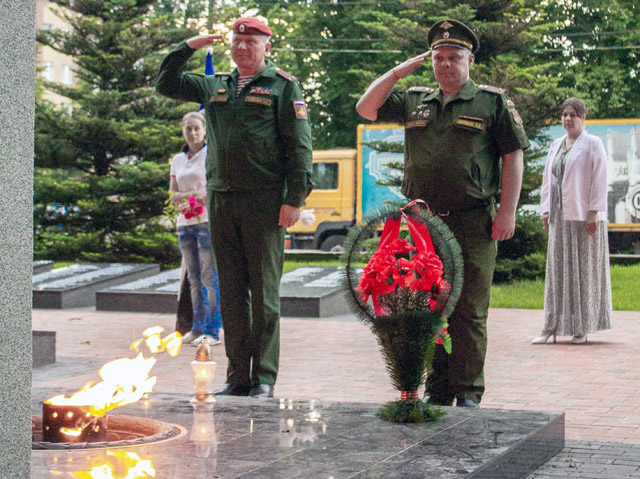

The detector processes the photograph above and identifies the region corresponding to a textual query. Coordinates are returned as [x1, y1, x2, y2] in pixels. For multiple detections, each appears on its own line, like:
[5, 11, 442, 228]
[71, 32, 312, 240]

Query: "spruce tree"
[34, 0, 237, 264]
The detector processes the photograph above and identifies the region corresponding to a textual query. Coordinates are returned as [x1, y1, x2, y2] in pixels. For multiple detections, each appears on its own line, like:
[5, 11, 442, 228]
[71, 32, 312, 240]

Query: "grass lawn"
[51, 259, 640, 311]
[283, 261, 640, 312]
[283, 260, 344, 274]
[489, 263, 640, 311]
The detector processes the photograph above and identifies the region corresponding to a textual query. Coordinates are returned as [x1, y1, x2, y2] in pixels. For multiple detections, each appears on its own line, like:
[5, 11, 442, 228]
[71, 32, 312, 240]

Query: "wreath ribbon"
[358, 200, 447, 316]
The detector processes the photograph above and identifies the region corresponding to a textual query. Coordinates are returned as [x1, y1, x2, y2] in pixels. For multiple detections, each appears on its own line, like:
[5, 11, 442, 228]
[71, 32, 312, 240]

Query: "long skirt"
[542, 213, 613, 336]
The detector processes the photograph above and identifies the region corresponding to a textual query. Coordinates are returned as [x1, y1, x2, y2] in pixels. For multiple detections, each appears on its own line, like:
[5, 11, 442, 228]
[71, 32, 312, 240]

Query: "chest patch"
[410, 105, 431, 121]
[245, 96, 272, 106]
[249, 86, 273, 95]
[454, 116, 485, 131]
[406, 120, 427, 129]
[209, 95, 228, 103]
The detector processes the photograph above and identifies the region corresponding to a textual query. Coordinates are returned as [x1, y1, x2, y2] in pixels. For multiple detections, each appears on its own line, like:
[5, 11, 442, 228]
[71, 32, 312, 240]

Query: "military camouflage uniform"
[157, 42, 313, 388]
[377, 79, 529, 404]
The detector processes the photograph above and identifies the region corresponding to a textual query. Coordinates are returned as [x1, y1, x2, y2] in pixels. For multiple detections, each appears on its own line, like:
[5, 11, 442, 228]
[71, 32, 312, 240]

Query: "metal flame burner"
[32, 414, 186, 450]
[42, 403, 106, 443]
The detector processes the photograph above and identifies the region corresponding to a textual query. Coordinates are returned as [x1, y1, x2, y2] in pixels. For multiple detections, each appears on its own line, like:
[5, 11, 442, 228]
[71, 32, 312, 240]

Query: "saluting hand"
[186, 34, 223, 50]
[391, 51, 432, 79]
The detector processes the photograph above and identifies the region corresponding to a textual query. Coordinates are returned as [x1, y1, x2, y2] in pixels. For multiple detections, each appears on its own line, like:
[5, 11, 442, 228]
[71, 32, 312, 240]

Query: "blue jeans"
[177, 223, 222, 339]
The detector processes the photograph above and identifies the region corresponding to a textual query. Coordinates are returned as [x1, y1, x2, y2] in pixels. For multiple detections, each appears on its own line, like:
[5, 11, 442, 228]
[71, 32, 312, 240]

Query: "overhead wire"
[279, 38, 384, 42]
[250, 1, 400, 4]
[548, 29, 640, 37]
[272, 47, 401, 53]
[538, 45, 640, 52]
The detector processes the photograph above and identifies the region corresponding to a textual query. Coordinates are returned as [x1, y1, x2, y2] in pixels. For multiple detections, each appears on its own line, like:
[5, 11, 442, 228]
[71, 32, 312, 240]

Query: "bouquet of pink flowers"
[163, 194, 204, 227]
[181, 196, 204, 220]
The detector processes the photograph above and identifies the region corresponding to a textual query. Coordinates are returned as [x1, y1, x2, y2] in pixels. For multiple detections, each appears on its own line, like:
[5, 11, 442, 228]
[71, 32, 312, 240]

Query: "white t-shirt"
[170, 145, 209, 227]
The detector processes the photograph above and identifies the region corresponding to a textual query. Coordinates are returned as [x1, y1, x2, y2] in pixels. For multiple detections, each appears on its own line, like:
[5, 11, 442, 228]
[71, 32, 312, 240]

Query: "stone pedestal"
[32, 331, 56, 368]
[96, 268, 181, 313]
[280, 266, 356, 317]
[30, 395, 565, 478]
[0, 1, 35, 477]
[33, 263, 160, 309]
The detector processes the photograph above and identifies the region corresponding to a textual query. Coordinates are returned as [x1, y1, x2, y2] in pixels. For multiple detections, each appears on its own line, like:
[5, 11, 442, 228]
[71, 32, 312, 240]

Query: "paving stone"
[31, 308, 640, 477]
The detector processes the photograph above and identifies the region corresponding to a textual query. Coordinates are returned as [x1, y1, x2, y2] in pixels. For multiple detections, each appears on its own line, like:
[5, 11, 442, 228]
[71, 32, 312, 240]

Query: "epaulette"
[407, 86, 435, 93]
[477, 84, 506, 94]
[215, 72, 230, 76]
[276, 68, 297, 82]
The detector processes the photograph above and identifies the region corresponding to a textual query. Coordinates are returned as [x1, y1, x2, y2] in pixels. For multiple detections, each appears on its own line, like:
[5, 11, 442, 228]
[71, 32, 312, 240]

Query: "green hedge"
[494, 210, 547, 284]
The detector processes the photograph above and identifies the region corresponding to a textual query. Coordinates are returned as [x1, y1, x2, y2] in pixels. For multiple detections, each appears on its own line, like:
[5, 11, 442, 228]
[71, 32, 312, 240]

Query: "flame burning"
[55, 450, 155, 479]
[45, 327, 183, 433]
[46, 354, 157, 417]
[136, 326, 182, 356]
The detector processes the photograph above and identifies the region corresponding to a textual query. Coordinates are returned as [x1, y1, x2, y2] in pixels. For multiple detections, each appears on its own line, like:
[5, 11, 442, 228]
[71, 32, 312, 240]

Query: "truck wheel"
[320, 235, 347, 253]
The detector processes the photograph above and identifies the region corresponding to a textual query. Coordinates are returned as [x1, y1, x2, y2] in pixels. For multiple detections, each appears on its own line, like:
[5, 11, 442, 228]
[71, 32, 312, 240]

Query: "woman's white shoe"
[191, 334, 221, 347]
[180, 331, 198, 344]
[571, 334, 587, 344]
[531, 333, 556, 344]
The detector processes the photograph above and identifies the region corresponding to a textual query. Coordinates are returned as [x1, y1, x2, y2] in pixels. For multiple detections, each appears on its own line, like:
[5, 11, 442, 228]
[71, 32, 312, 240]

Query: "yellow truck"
[287, 148, 357, 251]
[287, 124, 405, 251]
[289, 120, 640, 251]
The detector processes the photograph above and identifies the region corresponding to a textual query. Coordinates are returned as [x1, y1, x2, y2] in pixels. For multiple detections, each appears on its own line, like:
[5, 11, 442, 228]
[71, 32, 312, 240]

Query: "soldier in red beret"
[158, 18, 313, 399]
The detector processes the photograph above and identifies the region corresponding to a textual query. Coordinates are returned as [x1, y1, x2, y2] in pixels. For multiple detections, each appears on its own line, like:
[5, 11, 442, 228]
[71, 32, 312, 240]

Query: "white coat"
[540, 129, 608, 222]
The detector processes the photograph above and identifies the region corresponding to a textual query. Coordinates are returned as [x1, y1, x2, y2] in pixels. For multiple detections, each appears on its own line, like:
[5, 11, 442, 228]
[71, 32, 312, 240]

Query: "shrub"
[497, 209, 547, 260]
[494, 252, 547, 284]
[494, 210, 548, 284]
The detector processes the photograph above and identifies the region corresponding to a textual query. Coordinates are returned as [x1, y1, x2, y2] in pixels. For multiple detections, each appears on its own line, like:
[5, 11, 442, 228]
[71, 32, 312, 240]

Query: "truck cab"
[287, 149, 357, 251]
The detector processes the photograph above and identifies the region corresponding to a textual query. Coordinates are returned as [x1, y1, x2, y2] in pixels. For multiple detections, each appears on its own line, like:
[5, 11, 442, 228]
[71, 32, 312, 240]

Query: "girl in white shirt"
[170, 112, 222, 346]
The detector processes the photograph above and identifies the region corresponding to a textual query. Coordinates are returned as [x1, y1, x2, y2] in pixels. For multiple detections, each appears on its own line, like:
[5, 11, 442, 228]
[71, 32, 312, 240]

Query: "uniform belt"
[432, 197, 494, 216]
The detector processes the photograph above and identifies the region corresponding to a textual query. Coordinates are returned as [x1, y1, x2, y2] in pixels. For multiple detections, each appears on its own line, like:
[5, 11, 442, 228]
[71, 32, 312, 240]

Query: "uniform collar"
[425, 79, 477, 103]
[231, 60, 276, 82]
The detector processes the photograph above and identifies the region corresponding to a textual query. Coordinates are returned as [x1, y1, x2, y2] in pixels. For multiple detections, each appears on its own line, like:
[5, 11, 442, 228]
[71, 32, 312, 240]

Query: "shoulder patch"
[276, 68, 297, 82]
[477, 84, 506, 94]
[407, 86, 435, 94]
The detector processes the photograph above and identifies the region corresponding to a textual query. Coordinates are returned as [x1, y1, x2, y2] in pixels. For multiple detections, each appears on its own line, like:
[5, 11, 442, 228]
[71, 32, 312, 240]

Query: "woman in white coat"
[533, 97, 612, 345]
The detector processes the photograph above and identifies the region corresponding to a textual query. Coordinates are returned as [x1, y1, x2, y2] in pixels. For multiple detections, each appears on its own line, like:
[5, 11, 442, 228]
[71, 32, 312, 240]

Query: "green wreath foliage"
[376, 399, 446, 423]
[341, 203, 463, 422]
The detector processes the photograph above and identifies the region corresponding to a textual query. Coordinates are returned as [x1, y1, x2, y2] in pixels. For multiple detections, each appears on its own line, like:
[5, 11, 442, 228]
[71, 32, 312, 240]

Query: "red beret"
[232, 17, 272, 36]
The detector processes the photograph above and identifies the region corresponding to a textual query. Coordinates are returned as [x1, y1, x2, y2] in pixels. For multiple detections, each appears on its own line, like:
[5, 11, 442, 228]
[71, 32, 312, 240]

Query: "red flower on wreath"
[357, 207, 449, 316]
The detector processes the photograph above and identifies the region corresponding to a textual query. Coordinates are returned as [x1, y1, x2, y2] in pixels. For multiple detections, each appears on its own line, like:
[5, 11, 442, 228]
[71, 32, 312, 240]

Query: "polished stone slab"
[95, 268, 181, 313]
[32, 263, 160, 309]
[33, 261, 54, 274]
[96, 266, 356, 317]
[280, 266, 357, 317]
[30, 394, 564, 478]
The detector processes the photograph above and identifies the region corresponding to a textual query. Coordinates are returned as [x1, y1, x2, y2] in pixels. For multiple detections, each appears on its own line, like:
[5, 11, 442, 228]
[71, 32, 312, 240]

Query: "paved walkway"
[32, 307, 640, 477]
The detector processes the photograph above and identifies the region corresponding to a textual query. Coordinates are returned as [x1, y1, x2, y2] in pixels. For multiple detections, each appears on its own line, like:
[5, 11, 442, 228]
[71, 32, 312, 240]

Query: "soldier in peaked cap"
[157, 18, 313, 399]
[357, 19, 529, 408]
[428, 19, 479, 53]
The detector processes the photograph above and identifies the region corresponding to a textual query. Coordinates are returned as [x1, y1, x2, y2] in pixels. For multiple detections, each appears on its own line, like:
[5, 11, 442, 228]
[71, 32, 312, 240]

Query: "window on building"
[61, 65, 73, 85]
[42, 62, 55, 82]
